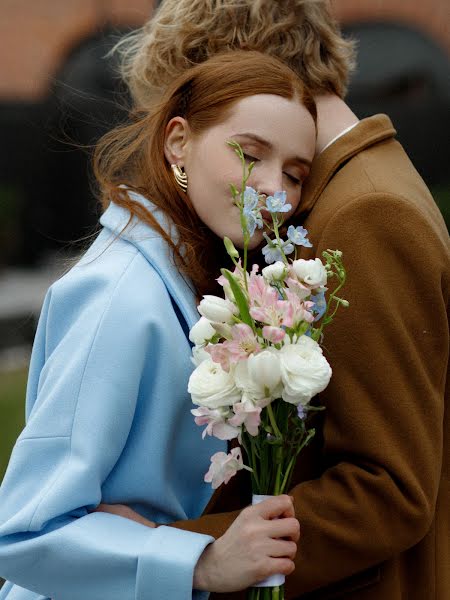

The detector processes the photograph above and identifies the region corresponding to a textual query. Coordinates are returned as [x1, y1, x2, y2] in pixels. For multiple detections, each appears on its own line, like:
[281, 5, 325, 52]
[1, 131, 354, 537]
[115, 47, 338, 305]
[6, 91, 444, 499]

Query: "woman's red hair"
[93, 50, 316, 298]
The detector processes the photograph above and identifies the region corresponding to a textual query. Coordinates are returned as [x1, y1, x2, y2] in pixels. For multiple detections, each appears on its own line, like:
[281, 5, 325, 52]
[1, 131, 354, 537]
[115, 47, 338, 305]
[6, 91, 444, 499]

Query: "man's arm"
[282, 193, 447, 595]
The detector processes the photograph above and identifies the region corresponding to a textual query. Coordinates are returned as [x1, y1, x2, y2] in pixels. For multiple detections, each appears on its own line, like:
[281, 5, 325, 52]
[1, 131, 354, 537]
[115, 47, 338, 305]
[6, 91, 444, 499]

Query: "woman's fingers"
[263, 516, 300, 542]
[254, 494, 295, 520]
[265, 538, 298, 559]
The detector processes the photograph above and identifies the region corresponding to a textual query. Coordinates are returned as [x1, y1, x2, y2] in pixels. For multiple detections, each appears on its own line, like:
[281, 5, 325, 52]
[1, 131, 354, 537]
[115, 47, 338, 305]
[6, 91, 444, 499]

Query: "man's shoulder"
[313, 136, 446, 239]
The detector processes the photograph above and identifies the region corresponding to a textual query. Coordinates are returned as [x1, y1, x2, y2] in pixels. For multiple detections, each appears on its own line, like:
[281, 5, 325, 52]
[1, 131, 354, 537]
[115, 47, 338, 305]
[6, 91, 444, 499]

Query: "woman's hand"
[90, 503, 157, 528]
[193, 494, 300, 592]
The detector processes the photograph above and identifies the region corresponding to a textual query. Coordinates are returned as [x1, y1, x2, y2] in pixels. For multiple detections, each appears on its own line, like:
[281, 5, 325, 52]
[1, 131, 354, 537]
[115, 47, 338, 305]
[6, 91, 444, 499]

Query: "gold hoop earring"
[171, 164, 188, 193]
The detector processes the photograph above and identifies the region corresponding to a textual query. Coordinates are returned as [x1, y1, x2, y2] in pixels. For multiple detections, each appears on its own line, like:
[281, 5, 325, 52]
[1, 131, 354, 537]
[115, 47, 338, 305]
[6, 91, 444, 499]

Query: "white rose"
[198, 295, 238, 324]
[291, 258, 327, 288]
[188, 359, 242, 409]
[189, 317, 216, 345]
[235, 350, 282, 400]
[279, 336, 331, 406]
[262, 261, 287, 283]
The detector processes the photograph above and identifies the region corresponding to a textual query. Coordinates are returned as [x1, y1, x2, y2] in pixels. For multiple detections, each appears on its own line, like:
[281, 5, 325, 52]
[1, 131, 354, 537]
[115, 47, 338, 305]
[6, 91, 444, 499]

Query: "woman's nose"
[253, 168, 284, 197]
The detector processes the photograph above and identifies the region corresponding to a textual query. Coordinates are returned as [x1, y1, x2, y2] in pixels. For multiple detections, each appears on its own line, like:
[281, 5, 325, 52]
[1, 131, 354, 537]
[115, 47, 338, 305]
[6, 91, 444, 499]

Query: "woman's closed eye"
[243, 152, 259, 163]
[284, 172, 302, 186]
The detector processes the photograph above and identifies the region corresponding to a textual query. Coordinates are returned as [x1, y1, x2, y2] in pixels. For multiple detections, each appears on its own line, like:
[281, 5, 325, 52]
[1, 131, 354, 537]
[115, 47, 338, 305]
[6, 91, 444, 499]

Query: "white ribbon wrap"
[251, 494, 286, 588]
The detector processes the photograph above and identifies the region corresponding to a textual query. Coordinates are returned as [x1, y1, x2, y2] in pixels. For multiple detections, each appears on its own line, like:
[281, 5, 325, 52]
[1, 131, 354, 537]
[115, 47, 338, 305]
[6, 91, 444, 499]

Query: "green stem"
[266, 403, 282, 439]
[271, 216, 289, 266]
[316, 273, 346, 337]
[279, 454, 296, 495]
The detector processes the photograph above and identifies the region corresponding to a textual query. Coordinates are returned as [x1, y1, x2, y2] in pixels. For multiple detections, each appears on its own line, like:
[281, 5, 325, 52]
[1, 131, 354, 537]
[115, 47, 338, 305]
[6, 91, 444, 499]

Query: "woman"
[0, 51, 316, 599]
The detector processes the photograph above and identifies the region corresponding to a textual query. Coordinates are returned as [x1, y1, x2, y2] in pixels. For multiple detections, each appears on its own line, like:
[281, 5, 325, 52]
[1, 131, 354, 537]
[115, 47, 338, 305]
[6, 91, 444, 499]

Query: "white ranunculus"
[279, 336, 331, 406]
[198, 295, 238, 324]
[291, 258, 327, 288]
[235, 350, 282, 400]
[262, 261, 287, 283]
[188, 359, 242, 409]
[189, 317, 216, 346]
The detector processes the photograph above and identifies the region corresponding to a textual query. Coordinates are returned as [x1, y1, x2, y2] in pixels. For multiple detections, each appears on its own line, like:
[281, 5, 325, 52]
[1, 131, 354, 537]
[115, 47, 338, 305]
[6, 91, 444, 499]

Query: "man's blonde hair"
[116, 0, 356, 107]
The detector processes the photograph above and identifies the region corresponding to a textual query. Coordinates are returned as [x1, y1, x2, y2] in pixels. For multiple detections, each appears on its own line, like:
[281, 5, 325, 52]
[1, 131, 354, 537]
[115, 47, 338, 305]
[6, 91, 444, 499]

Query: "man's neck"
[314, 94, 359, 155]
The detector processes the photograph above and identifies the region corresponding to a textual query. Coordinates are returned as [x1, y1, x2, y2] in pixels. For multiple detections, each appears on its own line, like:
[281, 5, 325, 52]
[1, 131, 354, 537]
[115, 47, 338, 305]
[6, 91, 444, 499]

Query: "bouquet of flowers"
[188, 142, 348, 600]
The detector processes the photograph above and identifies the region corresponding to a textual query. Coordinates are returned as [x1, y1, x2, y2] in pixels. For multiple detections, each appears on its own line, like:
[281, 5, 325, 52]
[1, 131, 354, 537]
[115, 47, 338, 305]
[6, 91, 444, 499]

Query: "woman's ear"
[164, 117, 190, 166]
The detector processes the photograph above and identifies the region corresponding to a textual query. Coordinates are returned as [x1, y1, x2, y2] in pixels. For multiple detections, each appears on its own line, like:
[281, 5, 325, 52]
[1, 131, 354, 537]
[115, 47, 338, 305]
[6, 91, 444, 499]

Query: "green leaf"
[220, 268, 254, 330]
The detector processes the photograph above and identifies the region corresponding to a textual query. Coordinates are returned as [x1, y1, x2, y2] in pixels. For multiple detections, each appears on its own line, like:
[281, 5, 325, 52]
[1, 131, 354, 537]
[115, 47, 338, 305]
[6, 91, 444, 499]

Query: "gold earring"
[171, 164, 188, 193]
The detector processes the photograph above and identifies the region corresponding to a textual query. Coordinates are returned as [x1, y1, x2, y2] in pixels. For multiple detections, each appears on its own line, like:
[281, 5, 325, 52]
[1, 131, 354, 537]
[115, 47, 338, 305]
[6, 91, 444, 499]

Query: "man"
[104, 1, 450, 597]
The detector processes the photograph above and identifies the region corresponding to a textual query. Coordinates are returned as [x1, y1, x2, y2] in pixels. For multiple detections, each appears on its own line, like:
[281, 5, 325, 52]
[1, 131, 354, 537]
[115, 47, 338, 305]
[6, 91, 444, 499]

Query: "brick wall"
[0, 0, 448, 102]
[0, 0, 155, 101]
[332, 0, 450, 54]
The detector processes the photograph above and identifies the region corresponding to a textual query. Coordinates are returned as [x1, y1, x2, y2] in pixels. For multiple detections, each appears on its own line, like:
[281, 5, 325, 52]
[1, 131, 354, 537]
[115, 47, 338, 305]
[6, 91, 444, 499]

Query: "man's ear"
[164, 117, 190, 166]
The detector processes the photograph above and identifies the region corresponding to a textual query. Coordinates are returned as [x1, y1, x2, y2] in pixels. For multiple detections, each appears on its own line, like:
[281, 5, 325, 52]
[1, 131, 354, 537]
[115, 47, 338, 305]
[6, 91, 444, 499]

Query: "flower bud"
[189, 317, 216, 345]
[198, 295, 238, 324]
[262, 261, 287, 283]
[224, 236, 240, 259]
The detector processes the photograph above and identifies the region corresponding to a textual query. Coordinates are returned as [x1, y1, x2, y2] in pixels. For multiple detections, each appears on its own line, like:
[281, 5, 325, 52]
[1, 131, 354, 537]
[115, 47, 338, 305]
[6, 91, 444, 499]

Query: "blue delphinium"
[262, 238, 295, 264]
[243, 187, 263, 236]
[265, 191, 292, 214]
[287, 225, 312, 248]
[243, 186, 259, 211]
[310, 289, 327, 321]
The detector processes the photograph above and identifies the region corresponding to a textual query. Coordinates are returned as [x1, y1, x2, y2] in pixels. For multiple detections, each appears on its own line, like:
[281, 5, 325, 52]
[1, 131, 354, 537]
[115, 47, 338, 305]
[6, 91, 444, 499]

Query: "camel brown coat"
[172, 115, 450, 599]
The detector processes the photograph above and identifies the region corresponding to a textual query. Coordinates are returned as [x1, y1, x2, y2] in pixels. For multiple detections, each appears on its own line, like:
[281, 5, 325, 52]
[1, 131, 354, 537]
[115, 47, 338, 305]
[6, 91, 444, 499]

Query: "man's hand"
[194, 494, 300, 592]
[90, 503, 157, 528]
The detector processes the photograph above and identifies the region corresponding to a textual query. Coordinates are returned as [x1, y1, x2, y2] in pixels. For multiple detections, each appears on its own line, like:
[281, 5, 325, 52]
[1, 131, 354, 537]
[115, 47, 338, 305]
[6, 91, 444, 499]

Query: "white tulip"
[262, 261, 287, 283]
[198, 295, 238, 324]
[248, 351, 282, 395]
[191, 345, 210, 366]
[235, 350, 282, 400]
[291, 258, 328, 288]
[189, 317, 216, 345]
[279, 336, 331, 406]
[188, 359, 242, 409]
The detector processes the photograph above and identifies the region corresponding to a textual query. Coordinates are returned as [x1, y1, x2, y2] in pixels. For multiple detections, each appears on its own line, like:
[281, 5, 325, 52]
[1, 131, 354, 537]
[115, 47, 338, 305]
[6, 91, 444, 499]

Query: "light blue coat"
[0, 191, 226, 600]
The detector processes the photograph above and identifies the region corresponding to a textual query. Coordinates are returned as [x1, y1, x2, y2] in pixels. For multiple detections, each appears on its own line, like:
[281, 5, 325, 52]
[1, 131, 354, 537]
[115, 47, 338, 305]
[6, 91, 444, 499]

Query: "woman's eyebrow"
[232, 132, 312, 167]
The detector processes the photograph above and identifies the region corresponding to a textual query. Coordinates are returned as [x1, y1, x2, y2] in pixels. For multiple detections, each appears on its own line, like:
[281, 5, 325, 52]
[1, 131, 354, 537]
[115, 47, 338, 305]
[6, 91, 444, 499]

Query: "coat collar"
[297, 114, 397, 216]
[99, 190, 200, 331]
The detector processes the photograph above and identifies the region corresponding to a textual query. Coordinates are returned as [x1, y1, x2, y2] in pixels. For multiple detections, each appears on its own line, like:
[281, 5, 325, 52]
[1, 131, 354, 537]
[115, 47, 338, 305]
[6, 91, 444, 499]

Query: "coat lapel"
[297, 114, 397, 217]
[99, 190, 200, 332]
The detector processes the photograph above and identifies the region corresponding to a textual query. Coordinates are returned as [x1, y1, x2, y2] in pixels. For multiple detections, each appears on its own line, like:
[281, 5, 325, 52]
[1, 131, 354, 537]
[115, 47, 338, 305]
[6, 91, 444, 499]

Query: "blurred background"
[0, 0, 449, 501]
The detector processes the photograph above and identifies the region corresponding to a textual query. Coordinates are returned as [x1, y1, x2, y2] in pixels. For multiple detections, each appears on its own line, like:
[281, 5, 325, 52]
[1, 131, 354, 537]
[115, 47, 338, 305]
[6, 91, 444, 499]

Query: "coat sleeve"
[170, 193, 448, 598]
[0, 250, 213, 600]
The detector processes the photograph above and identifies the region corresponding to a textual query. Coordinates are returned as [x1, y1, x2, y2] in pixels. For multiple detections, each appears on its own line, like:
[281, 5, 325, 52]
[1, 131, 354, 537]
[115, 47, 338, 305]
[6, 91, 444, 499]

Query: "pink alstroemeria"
[204, 447, 251, 489]
[250, 297, 294, 329]
[191, 407, 240, 440]
[248, 270, 294, 328]
[228, 398, 262, 436]
[285, 290, 315, 325]
[285, 277, 311, 300]
[262, 325, 286, 344]
[206, 343, 232, 372]
[247, 270, 273, 308]
[217, 263, 259, 300]
[222, 323, 261, 363]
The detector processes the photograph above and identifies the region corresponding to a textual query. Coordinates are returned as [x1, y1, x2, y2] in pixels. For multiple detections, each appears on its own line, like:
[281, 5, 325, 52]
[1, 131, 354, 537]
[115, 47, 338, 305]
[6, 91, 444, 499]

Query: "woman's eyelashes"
[242, 151, 302, 186]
